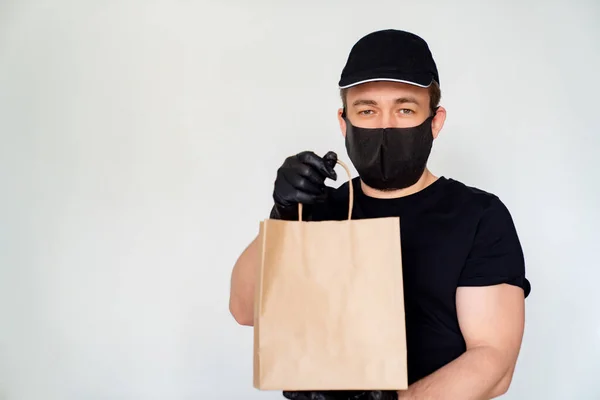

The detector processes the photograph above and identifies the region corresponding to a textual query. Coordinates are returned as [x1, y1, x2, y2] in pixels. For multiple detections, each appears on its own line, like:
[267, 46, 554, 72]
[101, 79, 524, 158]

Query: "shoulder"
[449, 179, 531, 297]
[442, 179, 522, 261]
[442, 178, 513, 222]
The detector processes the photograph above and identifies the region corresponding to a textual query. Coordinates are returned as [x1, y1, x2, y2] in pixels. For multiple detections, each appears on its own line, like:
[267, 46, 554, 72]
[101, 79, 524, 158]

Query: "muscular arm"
[398, 284, 525, 400]
[229, 235, 260, 326]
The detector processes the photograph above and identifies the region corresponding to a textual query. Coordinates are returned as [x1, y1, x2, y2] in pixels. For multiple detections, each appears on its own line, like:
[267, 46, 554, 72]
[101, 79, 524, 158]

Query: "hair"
[340, 80, 441, 113]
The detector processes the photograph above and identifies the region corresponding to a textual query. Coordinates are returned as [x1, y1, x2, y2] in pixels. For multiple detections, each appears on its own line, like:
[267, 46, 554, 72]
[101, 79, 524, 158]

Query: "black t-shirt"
[304, 176, 531, 385]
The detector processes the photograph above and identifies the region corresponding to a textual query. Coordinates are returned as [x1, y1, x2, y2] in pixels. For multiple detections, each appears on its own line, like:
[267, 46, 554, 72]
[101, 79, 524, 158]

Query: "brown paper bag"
[253, 160, 407, 391]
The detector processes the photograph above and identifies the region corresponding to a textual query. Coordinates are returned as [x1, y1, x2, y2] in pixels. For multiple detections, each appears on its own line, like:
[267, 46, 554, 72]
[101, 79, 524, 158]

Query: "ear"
[431, 106, 446, 140]
[337, 108, 347, 138]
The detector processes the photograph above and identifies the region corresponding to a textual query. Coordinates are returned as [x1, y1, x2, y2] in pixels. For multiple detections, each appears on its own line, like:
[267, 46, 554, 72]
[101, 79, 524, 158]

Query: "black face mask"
[343, 113, 435, 191]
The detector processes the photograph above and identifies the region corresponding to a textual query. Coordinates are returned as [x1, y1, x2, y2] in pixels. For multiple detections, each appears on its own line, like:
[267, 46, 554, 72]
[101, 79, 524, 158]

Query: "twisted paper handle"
[298, 159, 353, 221]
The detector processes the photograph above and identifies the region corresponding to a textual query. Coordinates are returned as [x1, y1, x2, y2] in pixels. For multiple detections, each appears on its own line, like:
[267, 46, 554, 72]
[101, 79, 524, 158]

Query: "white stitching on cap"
[338, 78, 432, 89]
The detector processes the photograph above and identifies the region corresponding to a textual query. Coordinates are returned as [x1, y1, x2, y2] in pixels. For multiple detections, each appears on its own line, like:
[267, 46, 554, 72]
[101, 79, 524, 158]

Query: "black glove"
[283, 390, 397, 400]
[270, 151, 337, 220]
[282, 391, 337, 400]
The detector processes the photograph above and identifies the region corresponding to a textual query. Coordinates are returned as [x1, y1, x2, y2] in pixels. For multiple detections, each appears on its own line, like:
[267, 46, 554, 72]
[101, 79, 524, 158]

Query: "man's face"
[338, 81, 445, 136]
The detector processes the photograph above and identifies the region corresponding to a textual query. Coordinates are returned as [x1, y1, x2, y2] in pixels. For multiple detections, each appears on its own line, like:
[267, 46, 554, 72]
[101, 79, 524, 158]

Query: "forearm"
[229, 236, 259, 326]
[398, 346, 512, 400]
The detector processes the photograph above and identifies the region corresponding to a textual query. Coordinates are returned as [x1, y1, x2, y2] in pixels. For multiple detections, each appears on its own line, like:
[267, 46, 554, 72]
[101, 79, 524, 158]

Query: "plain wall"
[1, 1, 599, 399]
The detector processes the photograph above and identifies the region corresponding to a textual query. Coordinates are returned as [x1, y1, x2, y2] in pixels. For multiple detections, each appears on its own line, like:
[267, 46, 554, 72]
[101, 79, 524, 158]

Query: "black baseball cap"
[339, 29, 439, 89]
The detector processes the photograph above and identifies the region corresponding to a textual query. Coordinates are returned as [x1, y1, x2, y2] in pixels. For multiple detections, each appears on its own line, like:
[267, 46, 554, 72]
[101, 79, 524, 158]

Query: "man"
[229, 29, 531, 400]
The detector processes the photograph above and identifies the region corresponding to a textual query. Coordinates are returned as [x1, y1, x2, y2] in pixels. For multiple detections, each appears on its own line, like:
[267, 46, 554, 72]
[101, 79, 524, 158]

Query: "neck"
[360, 169, 438, 199]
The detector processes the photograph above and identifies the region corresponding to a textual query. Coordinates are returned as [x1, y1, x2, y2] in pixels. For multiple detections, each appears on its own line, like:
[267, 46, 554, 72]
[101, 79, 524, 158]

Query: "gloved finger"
[308, 392, 336, 400]
[326, 390, 368, 399]
[273, 176, 326, 208]
[297, 151, 337, 181]
[293, 162, 330, 187]
[322, 151, 338, 179]
[282, 167, 325, 195]
[346, 391, 368, 400]
[282, 391, 329, 400]
[365, 391, 398, 400]
[291, 187, 327, 205]
[282, 391, 309, 400]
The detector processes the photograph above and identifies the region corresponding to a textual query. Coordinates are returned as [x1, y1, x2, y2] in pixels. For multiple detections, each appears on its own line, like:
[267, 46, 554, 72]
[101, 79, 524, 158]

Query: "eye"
[399, 109, 414, 115]
[358, 110, 375, 115]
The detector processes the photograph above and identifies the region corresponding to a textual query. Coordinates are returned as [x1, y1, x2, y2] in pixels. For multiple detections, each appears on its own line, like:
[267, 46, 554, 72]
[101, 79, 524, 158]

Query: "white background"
[1, 1, 599, 399]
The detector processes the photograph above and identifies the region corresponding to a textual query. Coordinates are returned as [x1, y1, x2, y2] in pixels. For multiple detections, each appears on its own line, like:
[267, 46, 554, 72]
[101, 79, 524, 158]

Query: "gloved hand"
[270, 151, 338, 220]
[282, 390, 398, 400]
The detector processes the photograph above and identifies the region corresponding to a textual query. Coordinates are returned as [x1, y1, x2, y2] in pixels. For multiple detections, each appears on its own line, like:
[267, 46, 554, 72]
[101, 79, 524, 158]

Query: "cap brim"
[338, 72, 435, 89]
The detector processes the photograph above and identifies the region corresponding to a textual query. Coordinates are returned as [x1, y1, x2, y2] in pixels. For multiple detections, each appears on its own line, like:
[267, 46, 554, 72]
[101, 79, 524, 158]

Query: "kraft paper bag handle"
[298, 159, 354, 222]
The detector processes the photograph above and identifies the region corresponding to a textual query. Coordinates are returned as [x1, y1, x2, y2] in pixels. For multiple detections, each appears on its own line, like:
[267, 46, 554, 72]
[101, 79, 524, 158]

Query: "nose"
[380, 110, 395, 128]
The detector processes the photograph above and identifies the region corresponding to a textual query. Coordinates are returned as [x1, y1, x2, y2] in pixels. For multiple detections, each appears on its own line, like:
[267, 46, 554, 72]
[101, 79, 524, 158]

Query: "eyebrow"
[395, 96, 421, 105]
[352, 96, 421, 107]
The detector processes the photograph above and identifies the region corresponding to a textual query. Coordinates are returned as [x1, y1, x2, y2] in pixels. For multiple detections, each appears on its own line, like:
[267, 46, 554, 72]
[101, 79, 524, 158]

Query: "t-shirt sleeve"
[458, 196, 531, 297]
